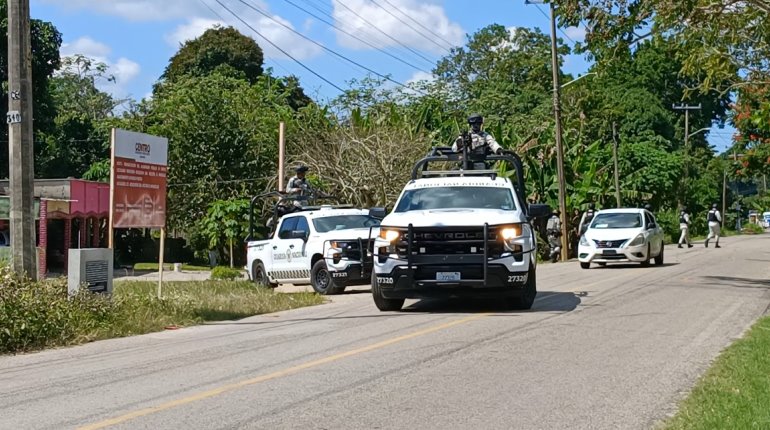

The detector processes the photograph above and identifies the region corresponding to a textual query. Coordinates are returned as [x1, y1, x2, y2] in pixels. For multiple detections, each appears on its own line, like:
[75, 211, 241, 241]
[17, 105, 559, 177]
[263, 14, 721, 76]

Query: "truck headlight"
[379, 229, 400, 242]
[499, 224, 522, 240]
[579, 235, 589, 246]
[627, 234, 645, 247]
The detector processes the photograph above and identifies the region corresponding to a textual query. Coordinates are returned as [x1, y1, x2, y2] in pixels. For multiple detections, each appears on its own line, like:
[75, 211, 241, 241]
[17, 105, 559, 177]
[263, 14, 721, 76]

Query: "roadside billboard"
[110, 129, 168, 228]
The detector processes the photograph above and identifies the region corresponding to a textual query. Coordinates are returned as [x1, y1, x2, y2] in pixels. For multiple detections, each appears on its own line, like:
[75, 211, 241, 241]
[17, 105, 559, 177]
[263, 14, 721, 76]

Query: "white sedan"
[578, 208, 665, 269]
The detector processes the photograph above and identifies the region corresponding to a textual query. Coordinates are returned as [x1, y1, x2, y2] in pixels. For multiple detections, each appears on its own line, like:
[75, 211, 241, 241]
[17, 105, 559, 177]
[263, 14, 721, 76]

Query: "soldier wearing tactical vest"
[705, 203, 722, 248]
[678, 208, 693, 248]
[452, 114, 503, 155]
[546, 210, 562, 262]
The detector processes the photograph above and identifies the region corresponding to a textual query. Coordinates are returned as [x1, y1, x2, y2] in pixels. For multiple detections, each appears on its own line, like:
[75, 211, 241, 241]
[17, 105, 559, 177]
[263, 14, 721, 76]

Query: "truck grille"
[394, 226, 513, 260]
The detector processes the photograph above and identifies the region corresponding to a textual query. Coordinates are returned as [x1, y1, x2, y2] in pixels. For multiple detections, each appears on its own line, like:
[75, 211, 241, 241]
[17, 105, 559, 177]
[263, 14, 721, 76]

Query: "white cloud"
[61, 37, 111, 58]
[60, 37, 141, 99]
[331, 0, 464, 54]
[407, 71, 435, 84]
[165, 14, 323, 60]
[165, 17, 224, 47]
[564, 26, 587, 42]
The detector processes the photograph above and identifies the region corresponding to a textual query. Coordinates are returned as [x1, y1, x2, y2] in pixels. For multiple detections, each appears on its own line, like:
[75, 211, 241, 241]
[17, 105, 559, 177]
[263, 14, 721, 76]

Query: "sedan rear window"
[590, 213, 642, 229]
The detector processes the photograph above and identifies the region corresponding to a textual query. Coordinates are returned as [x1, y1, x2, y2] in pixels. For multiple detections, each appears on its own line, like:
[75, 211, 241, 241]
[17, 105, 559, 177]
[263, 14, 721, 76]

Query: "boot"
[677, 244, 683, 248]
[688, 244, 693, 248]
[705, 239, 709, 248]
[715, 244, 721, 248]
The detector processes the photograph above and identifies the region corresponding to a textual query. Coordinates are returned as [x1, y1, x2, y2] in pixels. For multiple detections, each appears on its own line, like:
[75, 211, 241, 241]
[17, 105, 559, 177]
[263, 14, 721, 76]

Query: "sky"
[30, 0, 735, 150]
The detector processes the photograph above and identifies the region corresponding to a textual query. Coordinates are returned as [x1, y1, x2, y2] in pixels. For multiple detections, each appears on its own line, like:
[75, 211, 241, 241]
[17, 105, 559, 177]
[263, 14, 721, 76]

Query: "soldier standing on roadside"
[705, 203, 722, 248]
[678, 207, 693, 248]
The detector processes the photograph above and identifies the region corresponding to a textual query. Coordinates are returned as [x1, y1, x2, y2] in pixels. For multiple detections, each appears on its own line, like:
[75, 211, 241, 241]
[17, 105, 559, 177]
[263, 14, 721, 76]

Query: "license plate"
[602, 250, 617, 255]
[436, 272, 461, 281]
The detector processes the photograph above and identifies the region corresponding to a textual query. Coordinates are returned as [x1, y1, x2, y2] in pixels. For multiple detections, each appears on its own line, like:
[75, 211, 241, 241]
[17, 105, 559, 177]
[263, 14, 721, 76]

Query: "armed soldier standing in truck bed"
[452, 114, 504, 155]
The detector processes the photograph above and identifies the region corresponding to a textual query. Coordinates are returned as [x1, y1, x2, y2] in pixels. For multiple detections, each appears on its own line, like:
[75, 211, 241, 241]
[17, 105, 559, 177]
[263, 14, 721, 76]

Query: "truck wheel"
[371, 272, 404, 311]
[253, 262, 277, 288]
[311, 260, 344, 295]
[506, 265, 536, 310]
[580, 262, 590, 269]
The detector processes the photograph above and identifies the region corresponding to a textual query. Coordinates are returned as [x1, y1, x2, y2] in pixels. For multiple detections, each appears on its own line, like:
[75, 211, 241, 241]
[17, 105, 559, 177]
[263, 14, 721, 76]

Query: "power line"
[378, 0, 457, 51]
[332, 0, 436, 66]
[280, 0, 430, 72]
[212, 0, 348, 94]
[197, 0, 295, 78]
[234, 0, 425, 95]
[534, 4, 577, 45]
[369, 0, 453, 53]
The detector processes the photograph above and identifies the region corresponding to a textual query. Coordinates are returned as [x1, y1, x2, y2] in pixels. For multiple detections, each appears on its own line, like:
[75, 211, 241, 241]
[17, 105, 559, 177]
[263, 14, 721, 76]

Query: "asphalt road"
[2, 235, 770, 430]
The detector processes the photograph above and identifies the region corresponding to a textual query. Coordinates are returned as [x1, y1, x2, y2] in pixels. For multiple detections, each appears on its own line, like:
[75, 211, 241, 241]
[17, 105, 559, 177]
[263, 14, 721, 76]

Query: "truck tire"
[371, 272, 404, 311]
[580, 262, 590, 269]
[506, 264, 536, 310]
[311, 260, 344, 295]
[253, 262, 277, 288]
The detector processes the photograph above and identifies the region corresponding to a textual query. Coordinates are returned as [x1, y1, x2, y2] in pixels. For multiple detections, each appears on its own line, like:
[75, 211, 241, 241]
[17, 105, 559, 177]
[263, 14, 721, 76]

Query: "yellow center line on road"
[78, 313, 491, 430]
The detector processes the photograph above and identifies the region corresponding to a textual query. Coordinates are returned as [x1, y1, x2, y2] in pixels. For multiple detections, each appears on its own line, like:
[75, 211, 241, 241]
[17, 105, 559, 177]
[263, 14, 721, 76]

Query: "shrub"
[0, 265, 116, 353]
[210, 266, 243, 280]
[742, 223, 765, 234]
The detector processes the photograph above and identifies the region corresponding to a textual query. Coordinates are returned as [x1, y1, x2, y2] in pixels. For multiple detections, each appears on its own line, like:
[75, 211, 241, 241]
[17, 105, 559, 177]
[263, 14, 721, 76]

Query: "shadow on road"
[592, 262, 679, 269]
[401, 291, 581, 314]
[700, 276, 770, 289]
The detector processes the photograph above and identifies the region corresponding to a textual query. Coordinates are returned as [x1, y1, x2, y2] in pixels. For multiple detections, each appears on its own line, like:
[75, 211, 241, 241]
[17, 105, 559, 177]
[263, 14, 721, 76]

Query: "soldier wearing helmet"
[452, 113, 503, 156]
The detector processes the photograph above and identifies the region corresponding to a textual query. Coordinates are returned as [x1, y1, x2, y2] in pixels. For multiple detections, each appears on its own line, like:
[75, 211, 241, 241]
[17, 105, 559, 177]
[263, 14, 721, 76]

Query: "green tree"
[162, 26, 264, 84]
[39, 55, 121, 178]
[148, 72, 296, 231]
[198, 199, 250, 268]
[0, 0, 62, 178]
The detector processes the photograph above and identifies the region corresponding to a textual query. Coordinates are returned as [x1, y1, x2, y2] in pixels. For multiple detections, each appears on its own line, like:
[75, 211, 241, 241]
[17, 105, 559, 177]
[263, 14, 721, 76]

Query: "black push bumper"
[374, 264, 529, 299]
[328, 263, 371, 284]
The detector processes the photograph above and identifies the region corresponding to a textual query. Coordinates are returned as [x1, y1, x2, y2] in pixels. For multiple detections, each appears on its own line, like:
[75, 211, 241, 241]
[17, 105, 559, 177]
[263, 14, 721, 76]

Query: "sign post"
[109, 128, 169, 297]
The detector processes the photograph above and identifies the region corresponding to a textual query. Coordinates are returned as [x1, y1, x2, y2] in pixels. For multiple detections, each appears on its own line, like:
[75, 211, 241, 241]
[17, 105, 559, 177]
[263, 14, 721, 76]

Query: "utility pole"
[672, 104, 701, 207]
[612, 122, 621, 207]
[7, 0, 36, 279]
[525, 0, 567, 261]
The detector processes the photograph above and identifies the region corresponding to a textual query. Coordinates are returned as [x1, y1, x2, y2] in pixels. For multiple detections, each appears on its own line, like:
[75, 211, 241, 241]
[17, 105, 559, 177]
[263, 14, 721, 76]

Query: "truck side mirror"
[528, 204, 551, 219]
[369, 207, 387, 219]
[289, 230, 308, 241]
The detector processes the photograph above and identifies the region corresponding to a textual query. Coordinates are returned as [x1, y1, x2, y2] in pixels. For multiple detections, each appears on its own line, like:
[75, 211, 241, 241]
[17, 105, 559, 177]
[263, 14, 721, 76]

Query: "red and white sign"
[110, 129, 169, 228]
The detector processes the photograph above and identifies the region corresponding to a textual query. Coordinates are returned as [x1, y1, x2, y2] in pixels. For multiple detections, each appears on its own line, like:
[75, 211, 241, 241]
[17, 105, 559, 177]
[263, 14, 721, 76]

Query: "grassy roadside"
[663, 314, 770, 429]
[1, 267, 325, 354]
[133, 263, 211, 271]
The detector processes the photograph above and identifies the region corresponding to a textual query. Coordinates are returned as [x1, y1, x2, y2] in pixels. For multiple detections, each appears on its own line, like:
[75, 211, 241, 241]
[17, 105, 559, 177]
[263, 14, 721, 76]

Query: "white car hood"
[584, 228, 642, 242]
[381, 209, 524, 228]
[311, 227, 379, 241]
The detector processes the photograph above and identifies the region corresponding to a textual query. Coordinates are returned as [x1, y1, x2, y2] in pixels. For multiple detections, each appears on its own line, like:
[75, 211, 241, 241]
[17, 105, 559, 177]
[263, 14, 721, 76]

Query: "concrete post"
[7, 0, 37, 278]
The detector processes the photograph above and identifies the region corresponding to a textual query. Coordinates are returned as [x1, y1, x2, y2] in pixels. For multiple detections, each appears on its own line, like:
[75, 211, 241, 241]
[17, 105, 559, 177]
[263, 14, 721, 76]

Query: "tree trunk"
[229, 237, 234, 268]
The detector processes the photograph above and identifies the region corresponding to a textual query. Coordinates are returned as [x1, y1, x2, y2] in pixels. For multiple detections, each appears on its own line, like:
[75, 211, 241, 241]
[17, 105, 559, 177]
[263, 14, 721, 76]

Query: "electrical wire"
[197, 0, 296, 77]
[212, 0, 348, 94]
[332, 0, 436, 66]
[369, 0, 453, 53]
[378, 0, 457, 50]
[534, 4, 577, 45]
[234, 0, 426, 95]
[279, 0, 429, 72]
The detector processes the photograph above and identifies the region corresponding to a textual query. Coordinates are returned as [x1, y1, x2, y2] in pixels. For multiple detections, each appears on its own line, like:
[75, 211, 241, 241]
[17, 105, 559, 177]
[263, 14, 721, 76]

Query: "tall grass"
[0, 265, 324, 354]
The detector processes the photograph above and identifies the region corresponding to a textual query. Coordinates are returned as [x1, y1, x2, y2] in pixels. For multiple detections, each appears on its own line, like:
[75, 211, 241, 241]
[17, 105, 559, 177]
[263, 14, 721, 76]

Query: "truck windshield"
[394, 187, 516, 212]
[590, 213, 642, 229]
[312, 215, 380, 232]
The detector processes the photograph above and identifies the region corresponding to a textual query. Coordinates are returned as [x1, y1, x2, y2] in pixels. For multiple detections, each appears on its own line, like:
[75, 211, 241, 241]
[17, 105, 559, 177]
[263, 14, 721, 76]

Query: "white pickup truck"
[370, 147, 550, 311]
[246, 204, 383, 294]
